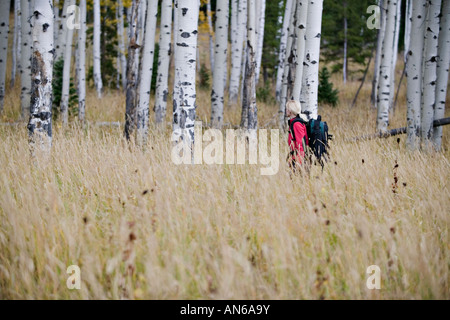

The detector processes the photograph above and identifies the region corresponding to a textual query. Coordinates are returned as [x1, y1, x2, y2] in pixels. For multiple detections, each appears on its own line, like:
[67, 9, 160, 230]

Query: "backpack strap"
[288, 115, 307, 142]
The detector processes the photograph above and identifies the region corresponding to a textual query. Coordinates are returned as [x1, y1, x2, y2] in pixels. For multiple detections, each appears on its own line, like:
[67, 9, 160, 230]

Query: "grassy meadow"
[0, 29, 449, 299]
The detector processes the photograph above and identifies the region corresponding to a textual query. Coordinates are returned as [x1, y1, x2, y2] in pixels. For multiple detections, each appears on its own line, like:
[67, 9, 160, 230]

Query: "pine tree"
[318, 67, 339, 107]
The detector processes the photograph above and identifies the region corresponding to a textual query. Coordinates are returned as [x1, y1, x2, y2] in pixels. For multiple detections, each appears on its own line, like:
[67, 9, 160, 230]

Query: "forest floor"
[0, 66, 449, 299]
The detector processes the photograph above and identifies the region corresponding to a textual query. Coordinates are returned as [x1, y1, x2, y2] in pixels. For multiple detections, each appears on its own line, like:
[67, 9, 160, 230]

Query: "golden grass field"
[0, 28, 449, 299]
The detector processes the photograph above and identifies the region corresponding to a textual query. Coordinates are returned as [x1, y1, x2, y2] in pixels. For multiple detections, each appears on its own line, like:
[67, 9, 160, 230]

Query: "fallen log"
[347, 117, 450, 142]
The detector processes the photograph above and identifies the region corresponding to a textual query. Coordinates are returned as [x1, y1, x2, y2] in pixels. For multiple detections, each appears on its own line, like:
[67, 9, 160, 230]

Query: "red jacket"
[288, 118, 308, 163]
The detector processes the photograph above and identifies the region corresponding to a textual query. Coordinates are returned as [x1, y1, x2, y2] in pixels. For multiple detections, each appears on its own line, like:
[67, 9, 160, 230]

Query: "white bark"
[206, 0, 214, 70]
[243, 0, 257, 129]
[11, 0, 21, 89]
[376, 0, 397, 132]
[60, 0, 75, 126]
[404, 0, 412, 62]
[124, 0, 141, 141]
[433, 0, 450, 150]
[275, 0, 293, 102]
[211, 0, 229, 128]
[27, 0, 54, 155]
[302, 0, 324, 120]
[420, 0, 441, 145]
[155, 0, 173, 124]
[20, 0, 32, 120]
[93, 0, 103, 98]
[229, 0, 247, 105]
[389, 0, 402, 112]
[137, 0, 158, 148]
[279, 0, 297, 128]
[292, 0, 308, 102]
[117, 0, 127, 91]
[231, 0, 238, 47]
[405, 0, 426, 150]
[55, 0, 68, 61]
[0, 0, 11, 113]
[371, 0, 387, 108]
[136, 0, 147, 88]
[255, 0, 265, 85]
[172, 0, 199, 150]
[53, 0, 59, 47]
[78, 0, 87, 125]
[240, 37, 247, 105]
[139, 0, 147, 46]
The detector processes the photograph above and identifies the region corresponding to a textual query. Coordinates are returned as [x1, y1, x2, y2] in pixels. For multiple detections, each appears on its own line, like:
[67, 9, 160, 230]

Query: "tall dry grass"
[0, 70, 449, 299]
[0, 13, 449, 298]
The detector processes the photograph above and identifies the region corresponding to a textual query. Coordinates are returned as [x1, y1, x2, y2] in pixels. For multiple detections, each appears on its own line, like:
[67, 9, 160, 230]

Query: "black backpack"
[288, 114, 332, 168]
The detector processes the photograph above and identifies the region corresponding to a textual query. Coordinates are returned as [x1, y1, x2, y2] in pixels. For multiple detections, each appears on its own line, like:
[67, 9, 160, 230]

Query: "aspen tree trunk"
[0, 0, 11, 113]
[211, 0, 229, 128]
[78, 0, 87, 125]
[172, 0, 199, 151]
[206, 0, 214, 71]
[20, 0, 32, 120]
[239, 37, 247, 105]
[371, 0, 386, 108]
[404, 0, 412, 62]
[285, 7, 298, 104]
[405, 0, 426, 150]
[134, 0, 146, 107]
[420, 0, 441, 146]
[389, 0, 401, 113]
[242, 0, 257, 130]
[11, 0, 21, 89]
[285, 5, 298, 103]
[275, 0, 293, 102]
[376, 0, 397, 132]
[279, 0, 297, 128]
[60, 0, 75, 126]
[302, 0, 324, 120]
[53, 0, 59, 48]
[124, 0, 141, 141]
[172, 0, 179, 110]
[136, 0, 147, 84]
[27, 0, 54, 155]
[136, 0, 158, 148]
[229, 0, 247, 105]
[55, 0, 68, 61]
[255, 0, 265, 85]
[231, 0, 237, 49]
[115, 7, 120, 90]
[93, 0, 103, 98]
[117, 0, 127, 91]
[292, 0, 308, 102]
[173, 0, 178, 64]
[126, 3, 132, 48]
[432, 0, 450, 150]
[155, 0, 172, 124]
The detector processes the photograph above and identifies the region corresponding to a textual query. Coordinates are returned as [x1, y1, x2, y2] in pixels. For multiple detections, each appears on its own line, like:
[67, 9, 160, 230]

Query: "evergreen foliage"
[52, 57, 79, 120]
[87, 3, 119, 89]
[256, 81, 275, 104]
[318, 67, 339, 106]
[262, 0, 284, 82]
[151, 43, 159, 94]
[199, 63, 211, 90]
[321, 0, 377, 77]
